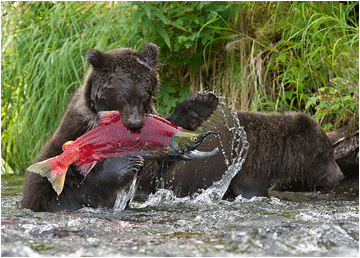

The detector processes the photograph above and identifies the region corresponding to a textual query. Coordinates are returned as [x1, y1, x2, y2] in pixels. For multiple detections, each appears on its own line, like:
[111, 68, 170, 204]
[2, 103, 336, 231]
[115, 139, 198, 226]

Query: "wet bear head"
[85, 43, 160, 130]
[295, 114, 344, 189]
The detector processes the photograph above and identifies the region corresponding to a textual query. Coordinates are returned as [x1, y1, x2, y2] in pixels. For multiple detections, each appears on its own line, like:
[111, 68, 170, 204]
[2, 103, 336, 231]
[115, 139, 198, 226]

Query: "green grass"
[203, 1, 358, 131]
[1, 2, 138, 173]
[268, 1, 359, 130]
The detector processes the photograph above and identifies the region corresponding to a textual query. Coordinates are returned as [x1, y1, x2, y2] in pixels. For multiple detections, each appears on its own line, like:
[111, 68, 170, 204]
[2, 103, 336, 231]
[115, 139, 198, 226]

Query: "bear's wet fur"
[226, 112, 344, 199]
[21, 43, 160, 211]
[21, 43, 219, 212]
[136, 109, 344, 200]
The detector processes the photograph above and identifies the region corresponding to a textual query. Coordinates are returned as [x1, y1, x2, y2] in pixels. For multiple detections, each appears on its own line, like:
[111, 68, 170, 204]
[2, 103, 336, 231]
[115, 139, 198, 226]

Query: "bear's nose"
[127, 119, 143, 130]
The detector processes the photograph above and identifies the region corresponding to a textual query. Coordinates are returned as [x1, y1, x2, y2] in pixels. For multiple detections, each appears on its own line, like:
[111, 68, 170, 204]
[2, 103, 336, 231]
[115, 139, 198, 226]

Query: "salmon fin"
[26, 158, 67, 195]
[75, 160, 97, 176]
[62, 141, 74, 151]
[98, 111, 120, 125]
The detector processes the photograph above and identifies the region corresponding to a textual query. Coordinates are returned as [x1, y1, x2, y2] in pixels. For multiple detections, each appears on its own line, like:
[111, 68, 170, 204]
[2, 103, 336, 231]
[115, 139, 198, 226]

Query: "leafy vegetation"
[2, 2, 133, 173]
[2, 1, 358, 174]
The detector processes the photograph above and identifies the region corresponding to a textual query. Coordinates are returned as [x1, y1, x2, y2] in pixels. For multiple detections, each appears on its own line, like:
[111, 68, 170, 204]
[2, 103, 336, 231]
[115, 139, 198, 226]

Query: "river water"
[2, 103, 359, 256]
[1, 176, 359, 257]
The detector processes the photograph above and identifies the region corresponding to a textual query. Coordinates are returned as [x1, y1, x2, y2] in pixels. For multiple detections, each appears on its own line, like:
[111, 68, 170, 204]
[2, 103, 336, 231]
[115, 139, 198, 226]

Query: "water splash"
[113, 175, 137, 211]
[192, 103, 248, 204]
[142, 103, 249, 206]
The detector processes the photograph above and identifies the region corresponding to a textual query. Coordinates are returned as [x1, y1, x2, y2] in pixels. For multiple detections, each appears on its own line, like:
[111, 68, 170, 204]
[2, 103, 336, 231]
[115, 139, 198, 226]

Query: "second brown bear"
[136, 105, 344, 199]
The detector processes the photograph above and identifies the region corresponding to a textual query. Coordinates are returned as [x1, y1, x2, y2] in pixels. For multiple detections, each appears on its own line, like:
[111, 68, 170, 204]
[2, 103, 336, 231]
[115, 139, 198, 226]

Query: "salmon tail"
[26, 157, 68, 195]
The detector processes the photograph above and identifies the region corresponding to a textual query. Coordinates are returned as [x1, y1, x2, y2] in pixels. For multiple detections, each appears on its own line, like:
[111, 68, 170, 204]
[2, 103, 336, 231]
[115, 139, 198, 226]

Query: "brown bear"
[21, 43, 218, 212]
[136, 104, 345, 200]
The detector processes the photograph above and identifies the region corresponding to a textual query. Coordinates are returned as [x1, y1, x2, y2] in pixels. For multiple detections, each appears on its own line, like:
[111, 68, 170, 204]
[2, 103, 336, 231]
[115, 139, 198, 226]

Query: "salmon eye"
[192, 136, 199, 142]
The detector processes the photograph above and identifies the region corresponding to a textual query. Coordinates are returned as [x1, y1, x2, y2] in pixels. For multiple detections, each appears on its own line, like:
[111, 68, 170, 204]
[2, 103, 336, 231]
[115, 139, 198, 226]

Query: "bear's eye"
[117, 96, 126, 104]
[142, 95, 150, 104]
[192, 136, 199, 143]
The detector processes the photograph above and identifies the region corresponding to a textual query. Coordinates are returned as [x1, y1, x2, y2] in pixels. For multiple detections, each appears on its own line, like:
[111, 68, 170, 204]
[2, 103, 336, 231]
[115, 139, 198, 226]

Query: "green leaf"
[151, 7, 168, 24]
[140, 2, 151, 17]
[342, 95, 353, 102]
[175, 18, 184, 26]
[179, 88, 192, 101]
[172, 21, 188, 31]
[201, 34, 213, 45]
[168, 98, 177, 106]
[338, 108, 347, 115]
[322, 123, 334, 132]
[132, 10, 142, 29]
[177, 35, 188, 43]
[316, 101, 329, 110]
[166, 105, 172, 114]
[284, 91, 293, 100]
[167, 86, 177, 93]
[157, 29, 171, 50]
[277, 53, 287, 63]
[349, 102, 357, 110]
[163, 93, 169, 103]
[330, 103, 340, 111]
[305, 96, 318, 110]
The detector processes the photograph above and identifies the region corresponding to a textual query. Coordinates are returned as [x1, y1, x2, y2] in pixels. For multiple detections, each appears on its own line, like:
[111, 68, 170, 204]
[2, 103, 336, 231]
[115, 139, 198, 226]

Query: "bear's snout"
[127, 117, 144, 130]
[317, 159, 345, 188]
[122, 109, 144, 130]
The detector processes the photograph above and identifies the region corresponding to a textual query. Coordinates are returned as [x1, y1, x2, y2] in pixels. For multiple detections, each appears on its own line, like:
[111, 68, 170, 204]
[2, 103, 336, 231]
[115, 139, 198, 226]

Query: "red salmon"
[27, 111, 218, 194]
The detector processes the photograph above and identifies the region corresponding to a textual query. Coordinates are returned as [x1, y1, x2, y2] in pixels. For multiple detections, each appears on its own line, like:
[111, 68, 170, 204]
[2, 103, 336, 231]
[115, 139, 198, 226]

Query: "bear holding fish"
[21, 43, 344, 212]
[21, 43, 219, 212]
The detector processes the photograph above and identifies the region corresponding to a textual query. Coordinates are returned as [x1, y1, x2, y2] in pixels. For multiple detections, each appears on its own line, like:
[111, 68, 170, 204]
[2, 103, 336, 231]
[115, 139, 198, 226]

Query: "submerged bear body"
[137, 108, 344, 199]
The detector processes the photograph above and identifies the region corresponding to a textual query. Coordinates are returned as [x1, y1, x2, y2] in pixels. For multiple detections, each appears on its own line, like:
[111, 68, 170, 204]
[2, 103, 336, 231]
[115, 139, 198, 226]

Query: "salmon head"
[166, 130, 218, 160]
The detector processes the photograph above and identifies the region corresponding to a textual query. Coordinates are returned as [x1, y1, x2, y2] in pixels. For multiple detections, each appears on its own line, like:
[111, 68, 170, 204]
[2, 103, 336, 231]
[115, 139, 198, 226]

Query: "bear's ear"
[297, 113, 313, 133]
[140, 43, 159, 69]
[87, 49, 109, 70]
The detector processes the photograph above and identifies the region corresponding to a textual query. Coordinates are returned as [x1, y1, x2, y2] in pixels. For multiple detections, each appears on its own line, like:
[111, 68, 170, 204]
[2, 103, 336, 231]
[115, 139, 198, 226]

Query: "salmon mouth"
[168, 131, 219, 160]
